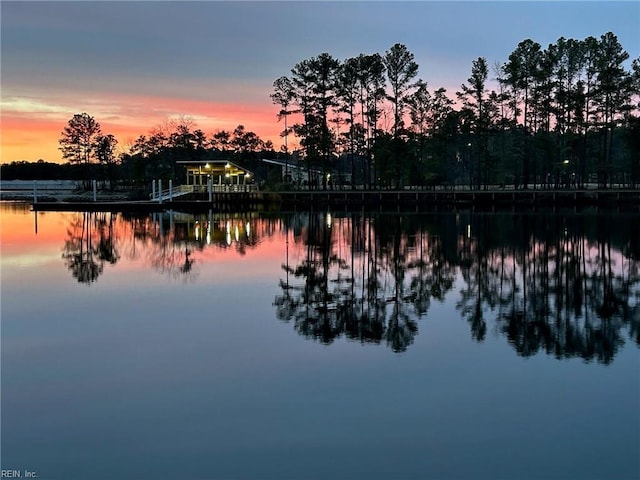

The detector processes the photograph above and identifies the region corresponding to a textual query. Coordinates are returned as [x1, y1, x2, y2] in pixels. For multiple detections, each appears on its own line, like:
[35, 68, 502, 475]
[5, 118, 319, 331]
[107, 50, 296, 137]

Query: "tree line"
[3, 32, 638, 191]
[1, 115, 278, 187]
[271, 33, 640, 189]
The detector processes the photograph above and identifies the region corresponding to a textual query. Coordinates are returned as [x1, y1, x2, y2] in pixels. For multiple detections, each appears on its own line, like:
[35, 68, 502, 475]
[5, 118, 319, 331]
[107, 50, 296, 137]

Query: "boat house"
[177, 160, 255, 192]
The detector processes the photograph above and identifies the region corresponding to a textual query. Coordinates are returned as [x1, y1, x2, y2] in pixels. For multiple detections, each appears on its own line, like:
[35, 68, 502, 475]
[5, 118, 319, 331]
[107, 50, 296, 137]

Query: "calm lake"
[1, 201, 639, 480]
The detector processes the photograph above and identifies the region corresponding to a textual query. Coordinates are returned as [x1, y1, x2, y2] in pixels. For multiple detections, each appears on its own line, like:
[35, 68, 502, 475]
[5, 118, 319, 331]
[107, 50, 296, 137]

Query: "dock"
[29, 188, 640, 213]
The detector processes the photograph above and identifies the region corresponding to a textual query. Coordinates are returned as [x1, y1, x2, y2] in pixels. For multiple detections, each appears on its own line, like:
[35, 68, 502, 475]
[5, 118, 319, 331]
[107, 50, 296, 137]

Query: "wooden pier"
[29, 188, 640, 213]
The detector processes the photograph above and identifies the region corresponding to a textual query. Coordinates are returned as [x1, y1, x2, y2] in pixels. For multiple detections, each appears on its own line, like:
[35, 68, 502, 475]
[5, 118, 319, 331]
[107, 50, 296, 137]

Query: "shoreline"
[9, 188, 637, 213]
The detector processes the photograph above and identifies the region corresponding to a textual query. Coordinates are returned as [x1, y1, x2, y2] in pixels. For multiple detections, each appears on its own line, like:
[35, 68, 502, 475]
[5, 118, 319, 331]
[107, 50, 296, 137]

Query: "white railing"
[151, 184, 194, 201]
[150, 183, 259, 202]
[191, 184, 259, 193]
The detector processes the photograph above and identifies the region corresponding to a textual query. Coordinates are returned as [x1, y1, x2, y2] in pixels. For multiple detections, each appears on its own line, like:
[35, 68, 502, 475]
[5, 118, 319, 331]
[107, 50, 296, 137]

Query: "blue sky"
[1, 1, 638, 162]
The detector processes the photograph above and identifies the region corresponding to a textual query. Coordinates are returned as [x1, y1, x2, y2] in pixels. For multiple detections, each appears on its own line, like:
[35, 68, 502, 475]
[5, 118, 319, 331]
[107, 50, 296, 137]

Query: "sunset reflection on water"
[1, 202, 639, 480]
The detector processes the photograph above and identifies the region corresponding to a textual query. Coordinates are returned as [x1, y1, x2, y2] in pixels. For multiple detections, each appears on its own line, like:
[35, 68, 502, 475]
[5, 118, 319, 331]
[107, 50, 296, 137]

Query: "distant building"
[260, 158, 322, 186]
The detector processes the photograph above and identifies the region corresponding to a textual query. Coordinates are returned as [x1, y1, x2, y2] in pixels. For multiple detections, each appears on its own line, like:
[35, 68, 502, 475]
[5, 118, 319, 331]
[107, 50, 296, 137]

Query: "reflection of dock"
[33, 201, 185, 212]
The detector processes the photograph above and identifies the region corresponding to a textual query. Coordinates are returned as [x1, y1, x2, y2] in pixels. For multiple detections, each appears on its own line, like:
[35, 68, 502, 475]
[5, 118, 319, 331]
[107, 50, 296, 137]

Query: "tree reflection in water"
[275, 211, 640, 362]
[274, 212, 458, 352]
[58, 209, 638, 362]
[62, 212, 119, 284]
[61, 210, 261, 284]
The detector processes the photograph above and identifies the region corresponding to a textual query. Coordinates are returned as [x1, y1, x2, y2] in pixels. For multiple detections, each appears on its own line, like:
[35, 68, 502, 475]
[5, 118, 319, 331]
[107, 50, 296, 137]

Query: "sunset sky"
[1, 1, 638, 164]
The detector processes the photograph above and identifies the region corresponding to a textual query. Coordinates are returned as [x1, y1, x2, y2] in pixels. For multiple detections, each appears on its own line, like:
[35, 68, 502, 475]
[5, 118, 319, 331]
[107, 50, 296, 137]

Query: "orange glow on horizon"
[1, 92, 287, 164]
[2, 81, 461, 164]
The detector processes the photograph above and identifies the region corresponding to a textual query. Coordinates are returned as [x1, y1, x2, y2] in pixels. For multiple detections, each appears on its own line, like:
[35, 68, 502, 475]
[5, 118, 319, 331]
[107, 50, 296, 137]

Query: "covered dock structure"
[177, 160, 256, 192]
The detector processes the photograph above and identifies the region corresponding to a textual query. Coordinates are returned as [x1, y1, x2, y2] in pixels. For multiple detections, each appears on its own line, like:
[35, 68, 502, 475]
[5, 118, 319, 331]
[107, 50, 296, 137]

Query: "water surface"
[2, 203, 639, 479]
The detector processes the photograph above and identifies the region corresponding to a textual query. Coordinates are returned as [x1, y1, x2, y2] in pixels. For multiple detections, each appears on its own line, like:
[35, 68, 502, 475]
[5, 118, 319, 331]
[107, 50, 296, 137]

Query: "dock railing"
[150, 183, 259, 202]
